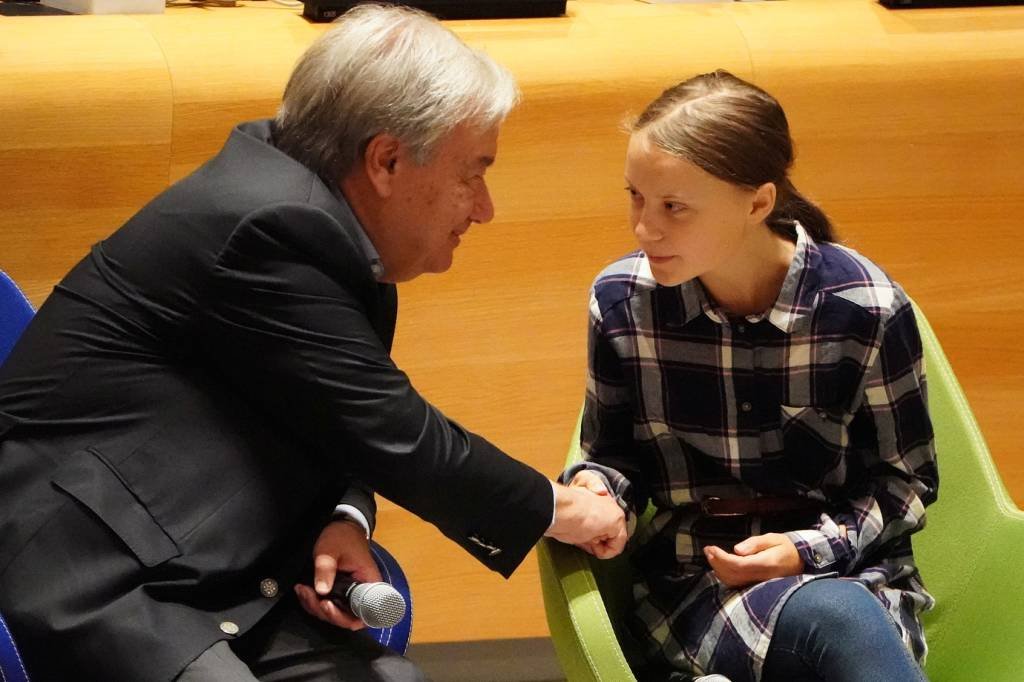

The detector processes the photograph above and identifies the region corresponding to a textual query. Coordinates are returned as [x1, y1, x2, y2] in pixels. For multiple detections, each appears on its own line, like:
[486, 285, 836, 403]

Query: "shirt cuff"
[547, 480, 558, 532]
[784, 518, 853, 574]
[333, 504, 371, 539]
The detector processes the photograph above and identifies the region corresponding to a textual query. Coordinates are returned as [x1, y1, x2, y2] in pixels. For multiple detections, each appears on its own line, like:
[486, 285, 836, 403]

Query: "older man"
[0, 5, 625, 681]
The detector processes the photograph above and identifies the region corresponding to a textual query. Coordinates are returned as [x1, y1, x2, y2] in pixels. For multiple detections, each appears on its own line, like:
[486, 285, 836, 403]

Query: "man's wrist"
[546, 481, 578, 537]
[544, 480, 559, 535]
[333, 504, 371, 539]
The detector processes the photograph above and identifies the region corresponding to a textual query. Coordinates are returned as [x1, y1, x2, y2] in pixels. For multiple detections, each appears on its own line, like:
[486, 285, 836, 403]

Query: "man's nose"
[471, 183, 495, 224]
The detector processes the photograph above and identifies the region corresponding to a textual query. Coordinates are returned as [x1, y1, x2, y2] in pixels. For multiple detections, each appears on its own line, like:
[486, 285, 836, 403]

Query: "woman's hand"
[568, 470, 611, 497]
[568, 470, 624, 559]
[294, 518, 382, 630]
[546, 471, 626, 559]
[703, 533, 803, 588]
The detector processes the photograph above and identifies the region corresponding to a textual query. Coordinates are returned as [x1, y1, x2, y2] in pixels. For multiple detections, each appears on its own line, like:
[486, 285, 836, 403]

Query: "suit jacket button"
[260, 578, 279, 598]
[468, 534, 502, 557]
[220, 621, 240, 636]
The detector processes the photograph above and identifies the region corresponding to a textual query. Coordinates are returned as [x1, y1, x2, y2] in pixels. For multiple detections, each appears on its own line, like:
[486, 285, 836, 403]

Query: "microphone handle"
[326, 575, 360, 613]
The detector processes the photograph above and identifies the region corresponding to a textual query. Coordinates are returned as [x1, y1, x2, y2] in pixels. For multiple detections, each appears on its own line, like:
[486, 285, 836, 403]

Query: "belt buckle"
[700, 496, 745, 517]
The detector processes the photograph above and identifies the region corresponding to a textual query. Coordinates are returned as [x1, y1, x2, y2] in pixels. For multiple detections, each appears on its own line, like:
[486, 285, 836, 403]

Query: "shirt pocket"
[777, 404, 850, 488]
[51, 447, 181, 568]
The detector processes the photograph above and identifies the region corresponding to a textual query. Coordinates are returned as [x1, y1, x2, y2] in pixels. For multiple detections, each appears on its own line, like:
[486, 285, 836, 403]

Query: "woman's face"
[624, 133, 760, 287]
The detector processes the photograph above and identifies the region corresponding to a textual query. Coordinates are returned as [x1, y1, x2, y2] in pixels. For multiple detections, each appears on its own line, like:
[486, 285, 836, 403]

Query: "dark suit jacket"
[0, 120, 552, 681]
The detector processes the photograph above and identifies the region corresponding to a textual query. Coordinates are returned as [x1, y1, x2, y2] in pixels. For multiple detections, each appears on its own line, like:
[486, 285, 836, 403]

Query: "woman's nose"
[633, 216, 661, 242]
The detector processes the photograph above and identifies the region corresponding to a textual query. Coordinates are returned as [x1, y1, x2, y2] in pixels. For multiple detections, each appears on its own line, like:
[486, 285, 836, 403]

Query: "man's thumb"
[314, 554, 339, 595]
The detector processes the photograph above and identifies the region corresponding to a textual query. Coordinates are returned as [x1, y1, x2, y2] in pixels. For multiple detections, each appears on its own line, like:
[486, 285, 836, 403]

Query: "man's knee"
[365, 651, 427, 682]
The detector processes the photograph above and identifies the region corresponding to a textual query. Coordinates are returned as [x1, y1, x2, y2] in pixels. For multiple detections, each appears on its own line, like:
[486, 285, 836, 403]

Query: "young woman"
[562, 71, 937, 682]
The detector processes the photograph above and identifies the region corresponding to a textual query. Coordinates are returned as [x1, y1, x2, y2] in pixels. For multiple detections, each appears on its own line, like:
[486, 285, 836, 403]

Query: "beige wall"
[1, 0, 1022, 644]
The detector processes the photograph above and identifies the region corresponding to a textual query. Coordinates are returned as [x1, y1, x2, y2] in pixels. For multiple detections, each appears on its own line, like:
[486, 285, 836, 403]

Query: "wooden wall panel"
[732, 1, 1024, 508]
[1, 0, 1022, 645]
[0, 16, 172, 302]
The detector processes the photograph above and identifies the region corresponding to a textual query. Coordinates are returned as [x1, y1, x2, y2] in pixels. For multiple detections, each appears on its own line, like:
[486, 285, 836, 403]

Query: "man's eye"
[665, 202, 686, 212]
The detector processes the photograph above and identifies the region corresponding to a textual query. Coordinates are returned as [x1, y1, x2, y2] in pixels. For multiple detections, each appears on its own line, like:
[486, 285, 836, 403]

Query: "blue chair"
[0, 270, 34, 367]
[0, 610, 31, 682]
[0, 270, 34, 682]
[0, 271, 412, 680]
[368, 541, 414, 655]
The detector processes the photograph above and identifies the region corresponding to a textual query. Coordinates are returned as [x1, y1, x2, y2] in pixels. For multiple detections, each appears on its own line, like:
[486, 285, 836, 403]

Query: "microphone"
[324, 575, 407, 629]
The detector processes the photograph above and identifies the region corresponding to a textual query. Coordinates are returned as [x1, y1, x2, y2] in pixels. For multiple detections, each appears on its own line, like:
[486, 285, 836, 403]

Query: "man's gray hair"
[274, 3, 519, 183]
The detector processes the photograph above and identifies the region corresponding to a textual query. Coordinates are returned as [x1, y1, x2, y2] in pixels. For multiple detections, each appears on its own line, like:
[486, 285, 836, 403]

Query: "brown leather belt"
[698, 496, 824, 518]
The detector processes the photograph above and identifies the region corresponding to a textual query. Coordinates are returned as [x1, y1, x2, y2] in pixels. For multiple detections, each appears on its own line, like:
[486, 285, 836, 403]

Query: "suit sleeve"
[200, 204, 552, 577]
[334, 483, 377, 537]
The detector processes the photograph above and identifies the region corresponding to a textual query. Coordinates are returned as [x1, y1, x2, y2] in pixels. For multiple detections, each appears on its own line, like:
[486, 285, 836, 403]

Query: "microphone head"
[349, 581, 407, 628]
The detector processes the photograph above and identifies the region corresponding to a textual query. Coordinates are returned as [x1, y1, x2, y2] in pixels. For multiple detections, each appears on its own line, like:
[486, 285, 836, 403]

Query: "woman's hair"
[630, 69, 835, 243]
[274, 3, 519, 184]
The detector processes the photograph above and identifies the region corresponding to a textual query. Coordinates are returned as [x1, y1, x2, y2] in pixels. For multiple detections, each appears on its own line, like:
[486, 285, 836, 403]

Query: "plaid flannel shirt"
[563, 225, 938, 681]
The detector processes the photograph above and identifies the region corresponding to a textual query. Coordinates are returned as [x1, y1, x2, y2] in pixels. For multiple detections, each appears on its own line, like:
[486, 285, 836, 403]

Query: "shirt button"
[220, 621, 240, 636]
[740, 401, 752, 412]
[260, 578, 279, 598]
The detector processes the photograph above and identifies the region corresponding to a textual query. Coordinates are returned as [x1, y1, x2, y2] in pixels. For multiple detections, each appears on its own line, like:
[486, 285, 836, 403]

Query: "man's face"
[373, 123, 498, 282]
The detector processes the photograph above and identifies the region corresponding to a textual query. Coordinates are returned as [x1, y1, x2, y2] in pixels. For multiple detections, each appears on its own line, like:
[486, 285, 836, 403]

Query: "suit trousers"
[176, 596, 425, 682]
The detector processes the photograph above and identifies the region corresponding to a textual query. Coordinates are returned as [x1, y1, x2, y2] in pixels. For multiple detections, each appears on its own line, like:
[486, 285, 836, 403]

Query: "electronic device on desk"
[880, 0, 1023, 6]
[0, 0, 71, 14]
[303, 0, 566, 22]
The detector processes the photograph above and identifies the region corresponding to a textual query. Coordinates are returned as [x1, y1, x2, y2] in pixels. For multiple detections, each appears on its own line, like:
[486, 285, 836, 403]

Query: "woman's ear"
[750, 181, 777, 224]
[362, 133, 402, 198]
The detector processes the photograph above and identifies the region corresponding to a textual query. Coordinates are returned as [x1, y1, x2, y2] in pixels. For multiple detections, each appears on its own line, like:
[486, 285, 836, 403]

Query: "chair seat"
[0, 270, 34, 366]
[368, 541, 414, 656]
[0, 611, 31, 682]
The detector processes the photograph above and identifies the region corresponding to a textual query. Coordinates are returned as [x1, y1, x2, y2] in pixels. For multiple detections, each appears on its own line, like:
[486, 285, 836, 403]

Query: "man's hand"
[545, 480, 627, 559]
[565, 471, 625, 558]
[294, 519, 382, 630]
[703, 533, 803, 589]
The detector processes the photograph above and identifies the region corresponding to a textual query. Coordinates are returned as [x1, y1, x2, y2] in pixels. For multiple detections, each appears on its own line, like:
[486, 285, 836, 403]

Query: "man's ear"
[749, 181, 777, 225]
[362, 133, 402, 198]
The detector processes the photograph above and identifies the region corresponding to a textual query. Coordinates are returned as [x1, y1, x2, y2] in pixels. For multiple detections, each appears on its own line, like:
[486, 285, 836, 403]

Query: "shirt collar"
[326, 184, 385, 281]
[662, 222, 820, 335]
[764, 222, 820, 334]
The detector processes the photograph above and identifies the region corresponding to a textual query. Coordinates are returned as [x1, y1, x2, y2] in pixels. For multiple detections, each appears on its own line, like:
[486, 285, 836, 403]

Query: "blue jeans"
[763, 578, 927, 682]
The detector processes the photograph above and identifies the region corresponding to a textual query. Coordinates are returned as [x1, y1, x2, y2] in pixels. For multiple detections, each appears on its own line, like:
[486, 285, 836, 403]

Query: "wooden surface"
[2, 0, 1023, 645]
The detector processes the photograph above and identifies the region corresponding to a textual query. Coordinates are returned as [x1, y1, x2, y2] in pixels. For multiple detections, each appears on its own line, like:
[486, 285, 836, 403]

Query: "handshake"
[544, 471, 627, 559]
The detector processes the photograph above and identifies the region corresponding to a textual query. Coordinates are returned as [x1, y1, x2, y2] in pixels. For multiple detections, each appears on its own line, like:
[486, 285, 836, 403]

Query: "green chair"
[538, 303, 1024, 681]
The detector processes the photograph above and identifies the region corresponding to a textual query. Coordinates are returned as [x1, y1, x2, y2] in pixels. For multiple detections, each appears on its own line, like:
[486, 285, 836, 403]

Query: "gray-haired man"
[0, 5, 626, 681]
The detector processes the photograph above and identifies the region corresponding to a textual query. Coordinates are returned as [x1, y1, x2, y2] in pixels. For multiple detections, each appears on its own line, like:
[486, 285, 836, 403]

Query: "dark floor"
[407, 637, 564, 682]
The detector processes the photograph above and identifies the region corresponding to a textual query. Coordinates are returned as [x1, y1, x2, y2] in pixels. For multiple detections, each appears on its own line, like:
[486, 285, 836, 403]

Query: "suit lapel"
[375, 283, 398, 352]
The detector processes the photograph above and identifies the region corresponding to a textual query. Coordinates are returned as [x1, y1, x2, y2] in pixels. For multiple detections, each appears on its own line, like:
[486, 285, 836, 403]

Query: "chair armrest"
[538, 538, 637, 682]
